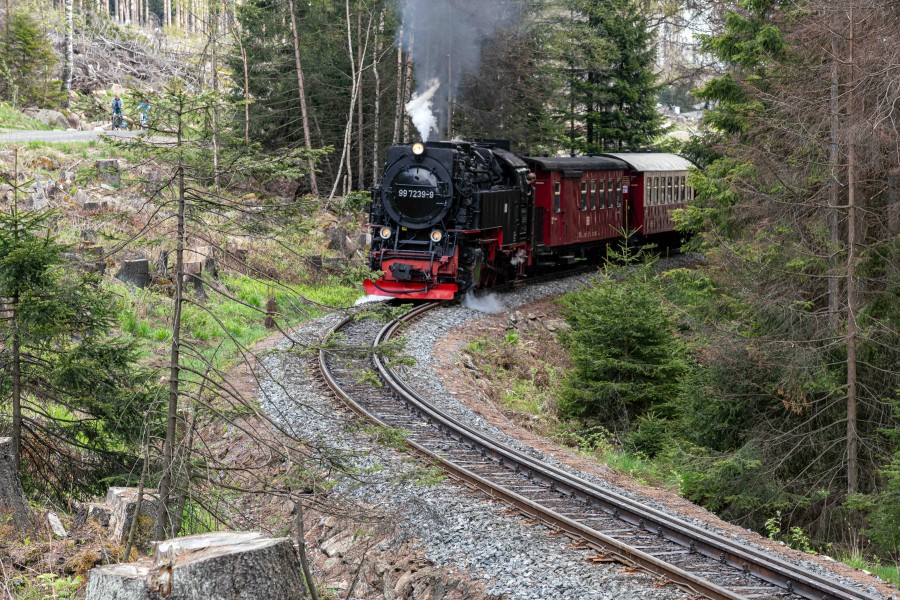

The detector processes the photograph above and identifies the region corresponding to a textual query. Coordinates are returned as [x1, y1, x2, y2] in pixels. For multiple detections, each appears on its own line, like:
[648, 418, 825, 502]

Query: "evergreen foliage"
[0, 11, 62, 107]
[554, 0, 663, 153]
[675, 0, 899, 553]
[0, 186, 153, 501]
[558, 258, 687, 444]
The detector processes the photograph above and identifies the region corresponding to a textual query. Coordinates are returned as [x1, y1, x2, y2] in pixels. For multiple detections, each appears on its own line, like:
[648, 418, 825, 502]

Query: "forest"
[0, 0, 897, 597]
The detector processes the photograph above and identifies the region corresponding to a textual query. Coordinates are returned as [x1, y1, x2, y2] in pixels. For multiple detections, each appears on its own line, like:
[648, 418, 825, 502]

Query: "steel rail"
[318, 308, 739, 600]
[319, 302, 880, 600]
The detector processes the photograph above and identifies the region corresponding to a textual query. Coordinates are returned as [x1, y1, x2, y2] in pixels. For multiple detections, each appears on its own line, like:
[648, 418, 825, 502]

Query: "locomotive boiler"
[364, 141, 534, 300]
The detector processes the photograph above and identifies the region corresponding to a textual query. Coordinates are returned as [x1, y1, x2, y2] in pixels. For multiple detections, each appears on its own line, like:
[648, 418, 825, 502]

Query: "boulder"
[24, 108, 67, 128]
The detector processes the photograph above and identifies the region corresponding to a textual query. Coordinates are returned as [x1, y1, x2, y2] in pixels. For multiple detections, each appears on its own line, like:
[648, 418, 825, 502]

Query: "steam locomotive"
[364, 140, 693, 301]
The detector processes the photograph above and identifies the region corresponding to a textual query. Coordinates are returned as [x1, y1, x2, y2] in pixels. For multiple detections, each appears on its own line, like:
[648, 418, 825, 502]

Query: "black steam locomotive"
[364, 141, 693, 300]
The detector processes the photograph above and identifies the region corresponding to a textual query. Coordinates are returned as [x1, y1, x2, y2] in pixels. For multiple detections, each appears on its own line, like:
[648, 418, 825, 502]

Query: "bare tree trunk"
[372, 8, 385, 183]
[155, 102, 186, 540]
[329, 0, 372, 201]
[392, 23, 405, 145]
[828, 34, 841, 330]
[402, 47, 413, 143]
[287, 0, 319, 197]
[210, 0, 220, 191]
[356, 0, 364, 189]
[61, 0, 73, 105]
[295, 500, 319, 600]
[845, 3, 858, 495]
[226, 3, 250, 144]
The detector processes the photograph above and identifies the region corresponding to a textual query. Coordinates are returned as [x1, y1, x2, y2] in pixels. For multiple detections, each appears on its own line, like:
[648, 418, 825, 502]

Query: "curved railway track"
[318, 301, 880, 600]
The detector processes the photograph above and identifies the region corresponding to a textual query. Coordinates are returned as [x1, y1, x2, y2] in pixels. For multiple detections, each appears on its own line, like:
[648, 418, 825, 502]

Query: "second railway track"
[318, 301, 881, 600]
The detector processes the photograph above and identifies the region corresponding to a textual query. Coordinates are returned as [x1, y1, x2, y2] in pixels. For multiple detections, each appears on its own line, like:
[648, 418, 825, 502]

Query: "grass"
[0, 103, 53, 131]
[114, 274, 359, 372]
[839, 551, 900, 587]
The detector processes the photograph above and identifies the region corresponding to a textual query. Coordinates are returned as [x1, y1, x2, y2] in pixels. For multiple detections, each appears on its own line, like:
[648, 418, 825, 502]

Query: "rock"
[25, 108, 67, 129]
[66, 112, 82, 129]
[47, 512, 68, 537]
[85, 532, 305, 600]
[116, 259, 151, 288]
[321, 531, 356, 558]
[0, 437, 32, 530]
[544, 319, 570, 333]
[29, 155, 58, 170]
[110, 83, 126, 95]
[96, 159, 121, 186]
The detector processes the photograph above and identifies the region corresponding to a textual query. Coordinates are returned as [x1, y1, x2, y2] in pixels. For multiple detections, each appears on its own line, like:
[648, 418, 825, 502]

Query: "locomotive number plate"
[397, 187, 436, 199]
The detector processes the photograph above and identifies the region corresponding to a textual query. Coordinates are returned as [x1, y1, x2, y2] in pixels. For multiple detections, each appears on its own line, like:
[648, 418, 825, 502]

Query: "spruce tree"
[557, 0, 663, 153]
[0, 164, 152, 502]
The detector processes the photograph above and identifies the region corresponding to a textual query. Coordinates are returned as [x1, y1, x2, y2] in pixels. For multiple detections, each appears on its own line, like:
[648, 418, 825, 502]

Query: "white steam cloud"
[462, 292, 505, 315]
[397, 0, 521, 140]
[406, 79, 441, 142]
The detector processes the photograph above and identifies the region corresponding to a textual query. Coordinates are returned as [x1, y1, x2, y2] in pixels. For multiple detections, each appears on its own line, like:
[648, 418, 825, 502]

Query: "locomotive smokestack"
[397, 0, 520, 141]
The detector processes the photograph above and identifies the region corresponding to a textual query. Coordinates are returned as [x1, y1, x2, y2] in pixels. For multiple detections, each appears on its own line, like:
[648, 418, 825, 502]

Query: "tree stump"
[0, 437, 32, 530]
[85, 532, 306, 600]
[116, 259, 151, 288]
[96, 159, 121, 186]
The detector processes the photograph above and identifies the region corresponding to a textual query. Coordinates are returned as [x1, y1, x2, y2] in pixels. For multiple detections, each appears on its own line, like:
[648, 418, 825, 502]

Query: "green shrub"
[558, 264, 687, 425]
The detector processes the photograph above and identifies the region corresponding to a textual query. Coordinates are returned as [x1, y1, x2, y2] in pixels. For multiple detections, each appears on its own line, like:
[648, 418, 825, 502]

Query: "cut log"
[0, 437, 32, 530]
[85, 532, 306, 600]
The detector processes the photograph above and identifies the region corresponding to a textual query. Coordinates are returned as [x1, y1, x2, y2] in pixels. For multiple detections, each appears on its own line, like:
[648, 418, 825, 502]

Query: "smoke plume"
[397, 0, 520, 141]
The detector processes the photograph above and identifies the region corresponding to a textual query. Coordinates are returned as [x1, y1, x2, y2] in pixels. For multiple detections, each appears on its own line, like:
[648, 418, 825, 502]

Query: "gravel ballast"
[256, 264, 893, 600]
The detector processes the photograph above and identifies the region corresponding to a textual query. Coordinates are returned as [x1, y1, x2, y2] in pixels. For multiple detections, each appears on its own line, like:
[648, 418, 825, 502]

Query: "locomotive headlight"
[412, 142, 425, 156]
[379, 227, 393, 240]
[430, 229, 444, 243]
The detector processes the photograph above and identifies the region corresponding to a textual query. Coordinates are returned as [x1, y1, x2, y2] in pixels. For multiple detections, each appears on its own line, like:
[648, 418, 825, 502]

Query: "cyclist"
[110, 94, 124, 130]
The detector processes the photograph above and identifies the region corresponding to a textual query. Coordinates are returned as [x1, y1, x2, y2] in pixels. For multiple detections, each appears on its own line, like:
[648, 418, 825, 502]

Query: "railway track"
[318, 301, 880, 600]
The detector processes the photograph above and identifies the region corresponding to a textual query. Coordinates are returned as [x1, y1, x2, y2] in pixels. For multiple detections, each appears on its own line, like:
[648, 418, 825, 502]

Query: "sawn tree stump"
[85, 531, 306, 599]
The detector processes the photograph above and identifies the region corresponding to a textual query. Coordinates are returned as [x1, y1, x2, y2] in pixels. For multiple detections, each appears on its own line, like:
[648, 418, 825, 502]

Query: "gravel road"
[0, 129, 141, 144]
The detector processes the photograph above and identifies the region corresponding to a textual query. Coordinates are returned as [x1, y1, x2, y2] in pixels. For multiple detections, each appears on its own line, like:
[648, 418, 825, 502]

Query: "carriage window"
[668, 176, 674, 204]
[616, 178, 622, 208]
[653, 177, 659, 205]
[645, 180, 651, 207]
[580, 181, 588, 211]
[591, 180, 597, 210]
[554, 181, 561, 213]
[680, 176, 686, 203]
[600, 180, 607, 208]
